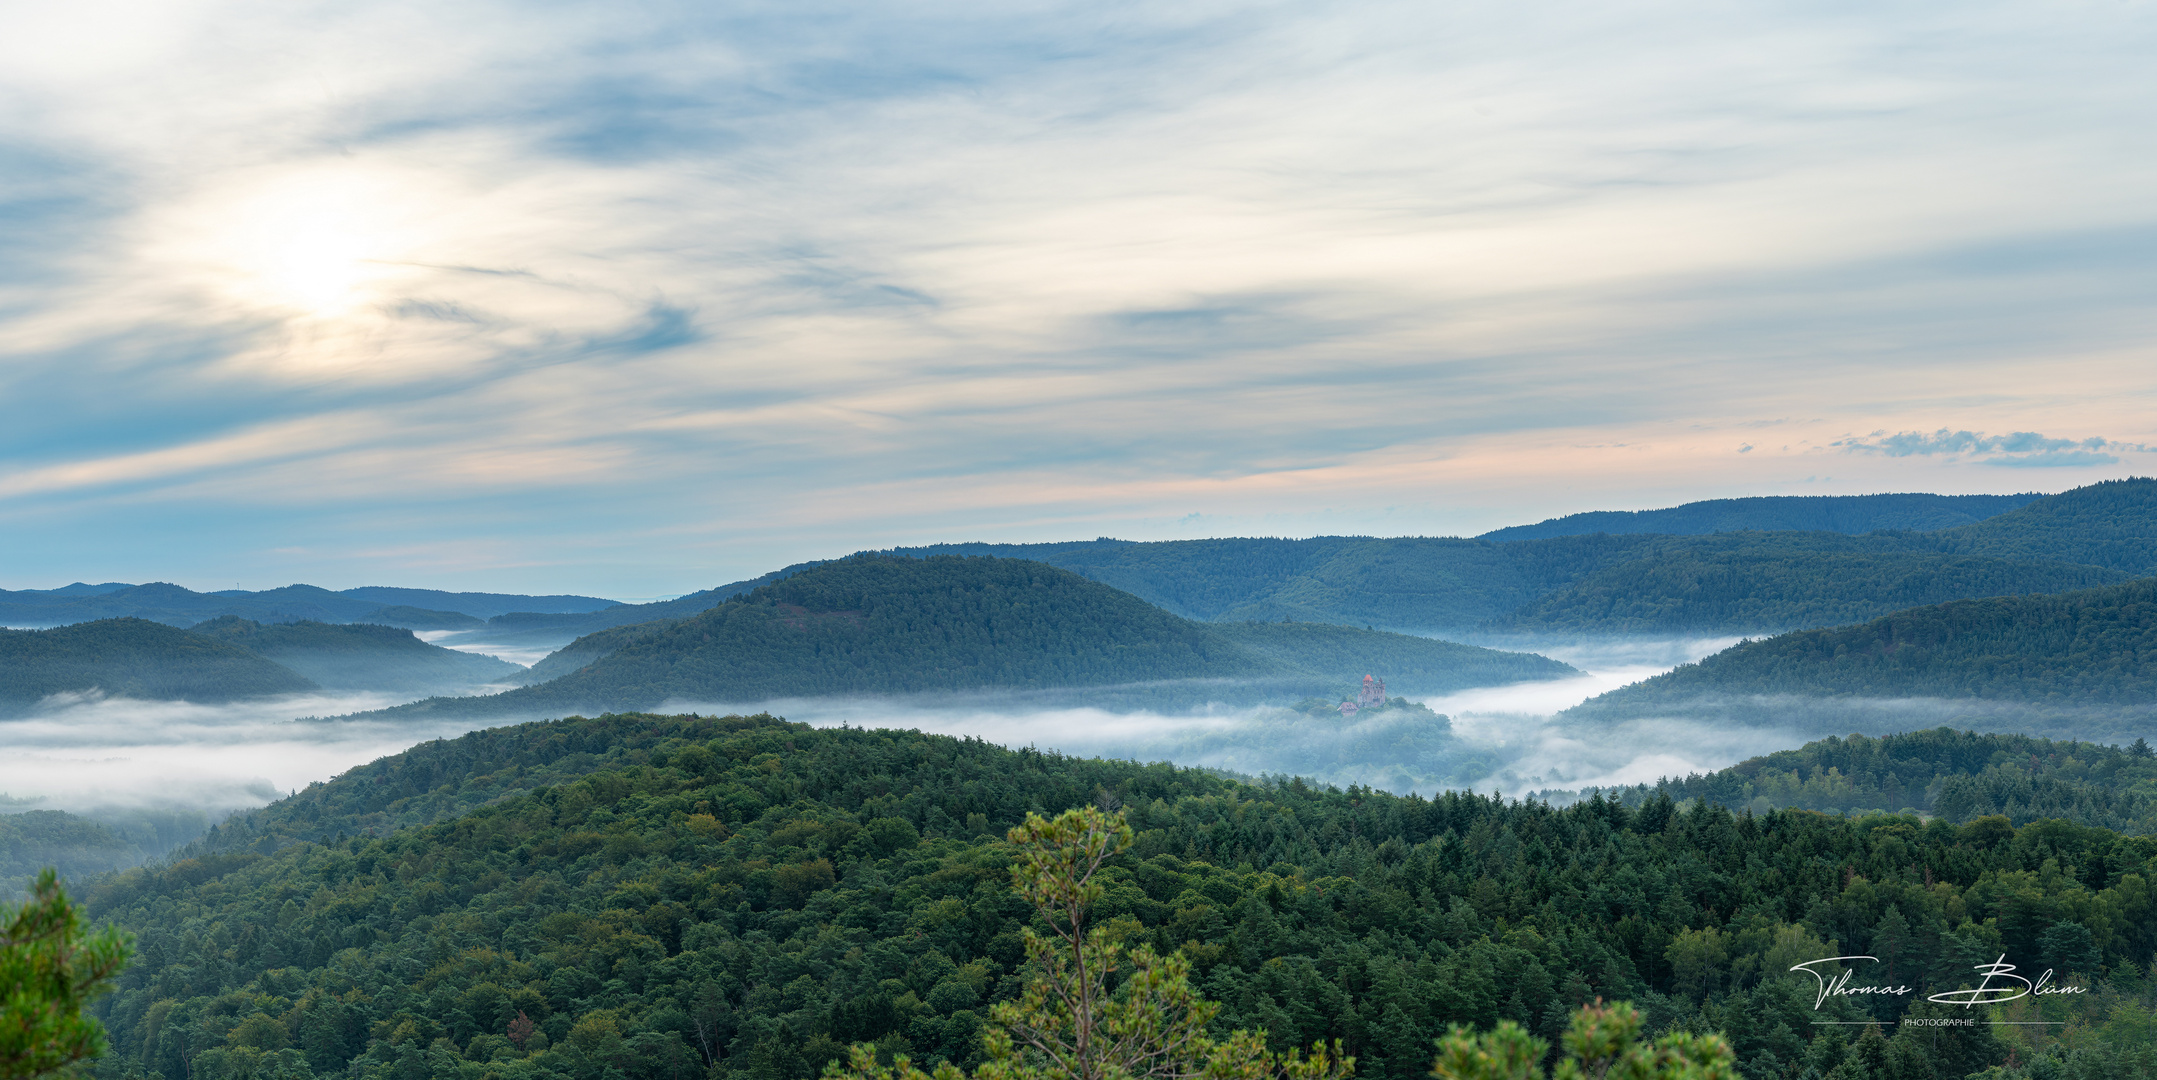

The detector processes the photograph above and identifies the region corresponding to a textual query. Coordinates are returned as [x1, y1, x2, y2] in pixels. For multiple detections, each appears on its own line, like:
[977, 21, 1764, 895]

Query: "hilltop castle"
[1337, 674, 1388, 716]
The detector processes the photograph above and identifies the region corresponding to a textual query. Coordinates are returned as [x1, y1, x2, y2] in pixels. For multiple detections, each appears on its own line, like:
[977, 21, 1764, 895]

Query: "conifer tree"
[1, 870, 133, 1080]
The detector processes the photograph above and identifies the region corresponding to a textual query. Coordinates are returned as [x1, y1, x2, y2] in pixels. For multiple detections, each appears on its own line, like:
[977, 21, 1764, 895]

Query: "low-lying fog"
[0, 691, 502, 822]
[672, 636, 1787, 800]
[0, 635, 1940, 875]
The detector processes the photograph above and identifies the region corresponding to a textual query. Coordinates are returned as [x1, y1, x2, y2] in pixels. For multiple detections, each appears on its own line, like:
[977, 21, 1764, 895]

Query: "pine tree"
[1, 870, 133, 1080]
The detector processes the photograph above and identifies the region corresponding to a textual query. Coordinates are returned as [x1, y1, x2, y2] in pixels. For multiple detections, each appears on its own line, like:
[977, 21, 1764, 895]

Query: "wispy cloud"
[2, 0, 2156, 592]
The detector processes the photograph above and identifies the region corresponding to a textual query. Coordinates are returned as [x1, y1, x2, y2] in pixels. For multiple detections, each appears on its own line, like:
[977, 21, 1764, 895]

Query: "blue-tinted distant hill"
[1931, 476, 2157, 574]
[1476, 492, 2039, 542]
[368, 555, 1573, 719]
[878, 482, 2157, 635]
[1570, 576, 2157, 716]
[0, 581, 620, 629]
[187, 616, 523, 695]
[0, 618, 317, 713]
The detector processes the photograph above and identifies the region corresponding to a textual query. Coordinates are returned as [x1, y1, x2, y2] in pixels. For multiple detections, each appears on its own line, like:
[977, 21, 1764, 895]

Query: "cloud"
[1835, 429, 2147, 467]
[3, 0, 2157, 592]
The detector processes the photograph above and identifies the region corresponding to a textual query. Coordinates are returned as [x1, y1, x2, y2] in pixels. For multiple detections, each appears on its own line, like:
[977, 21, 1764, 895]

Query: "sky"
[3, 0, 2155, 598]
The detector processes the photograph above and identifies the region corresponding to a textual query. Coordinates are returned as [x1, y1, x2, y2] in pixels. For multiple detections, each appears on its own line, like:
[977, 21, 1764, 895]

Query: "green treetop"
[2, 869, 133, 1080]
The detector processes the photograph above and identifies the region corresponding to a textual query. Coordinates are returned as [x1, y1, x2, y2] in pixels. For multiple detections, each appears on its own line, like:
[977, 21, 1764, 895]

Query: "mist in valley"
[9, 631, 2138, 888]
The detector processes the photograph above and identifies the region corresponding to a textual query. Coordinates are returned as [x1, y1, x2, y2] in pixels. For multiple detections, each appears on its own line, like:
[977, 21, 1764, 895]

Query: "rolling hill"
[884, 481, 2157, 636]
[0, 617, 317, 712]
[1489, 551, 2125, 635]
[1571, 576, 2157, 712]
[1573, 727, 2157, 833]
[1934, 475, 2157, 573]
[0, 581, 621, 629]
[1477, 491, 2039, 542]
[367, 556, 1573, 719]
[187, 617, 523, 695]
[76, 712, 2157, 1080]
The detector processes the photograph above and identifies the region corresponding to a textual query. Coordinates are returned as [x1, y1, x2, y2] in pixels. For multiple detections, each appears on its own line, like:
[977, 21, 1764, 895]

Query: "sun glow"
[204, 167, 411, 317]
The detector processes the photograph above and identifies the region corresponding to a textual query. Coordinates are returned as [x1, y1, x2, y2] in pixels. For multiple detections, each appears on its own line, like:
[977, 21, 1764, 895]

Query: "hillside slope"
[886, 483, 2157, 635]
[1479, 492, 2039, 542]
[1205, 620, 1575, 690]
[79, 713, 2157, 1080]
[0, 617, 317, 712]
[188, 617, 523, 694]
[370, 557, 1574, 718]
[1935, 476, 2157, 573]
[1492, 552, 2124, 635]
[1573, 577, 2157, 711]
[0, 581, 619, 629]
[1579, 728, 2157, 834]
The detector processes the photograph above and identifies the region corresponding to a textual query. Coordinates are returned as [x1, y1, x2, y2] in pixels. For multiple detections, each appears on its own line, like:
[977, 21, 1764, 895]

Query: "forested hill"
[1488, 551, 2123, 635]
[367, 557, 1571, 718]
[0, 581, 619, 629]
[1205, 620, 1574, 689]
[187, 617, 523, 694]
[1573, 728, 2157, 835]
[1936, 475, 2157, 573]
[1572, 577, 2157, 711]
[1477, 492, 2039, 542]
[0, 617, 316, 712]
[80, 712, 2157, 1080]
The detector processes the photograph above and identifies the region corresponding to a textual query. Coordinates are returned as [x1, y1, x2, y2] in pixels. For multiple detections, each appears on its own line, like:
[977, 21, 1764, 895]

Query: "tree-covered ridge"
[364, 557, 1572, 719]
[1577, 729, 2157, 835]
[1937, 476, 2157, 574]
[1, 811, 146, 893]
[187, 617, 522, 694]
[0, 618, 317, 712]
[1573, 577, 2157, 709]
[508, 621, 682, 686]
[887, 481, 2157, 635]
[1490, 552, 2124, 635]
[188, 714, 772, 855]
[397, 556, 1269, 717]
[75, 714, 2157, 1080]
[0, 584, 617, 631]
[1477, 493, 2041, 543]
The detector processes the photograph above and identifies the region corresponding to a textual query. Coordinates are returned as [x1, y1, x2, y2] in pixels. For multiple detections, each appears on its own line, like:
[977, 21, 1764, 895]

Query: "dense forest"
[69, 713, 2157, 1080]
[0, 583, 617, 630]
[1206, 621, 1574, 690]
[1490, 552, 2123, 635]
[1477, 493, 2040, 542]
[364, 607, 488, 630]
[366, 556, 1571, 721]
[188, 617, 522, 694]
[1932, 477, 2157, 574]
[9, 482, 2154, 650]
[1575, 577, 2157, 711]
[0, 617, 317, 712]
[891, 480, 2157, 634]
[2, 804, 214, 892]
[1573, 729, 2157, 835]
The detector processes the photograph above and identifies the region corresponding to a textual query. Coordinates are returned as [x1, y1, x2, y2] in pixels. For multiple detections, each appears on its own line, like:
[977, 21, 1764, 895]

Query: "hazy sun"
[156, 162, 427, 320]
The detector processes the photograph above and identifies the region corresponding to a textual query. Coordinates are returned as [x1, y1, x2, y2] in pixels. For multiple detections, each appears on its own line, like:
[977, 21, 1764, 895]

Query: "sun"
[162, 163, 421, 319]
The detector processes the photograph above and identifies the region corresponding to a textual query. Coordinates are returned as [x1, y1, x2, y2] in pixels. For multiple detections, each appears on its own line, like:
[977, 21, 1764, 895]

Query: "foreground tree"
[830, 806, 1354, 1080]
[1, 869, 133, 1080]
[1430, 1000, 1739, 1080]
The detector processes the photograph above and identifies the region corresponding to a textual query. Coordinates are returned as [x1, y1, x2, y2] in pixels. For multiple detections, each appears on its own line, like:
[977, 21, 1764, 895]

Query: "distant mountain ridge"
[1570, 576, 2157, 713]
[1572, 728, 2157, 834]
[1476, 492, 2040, 542]
[885, 481, 2157, 635]
[0, 618, 317, 712]
[187, 617, 522, 695]
[365, 555, 1575, 720]
[0, 581, 621, 629]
